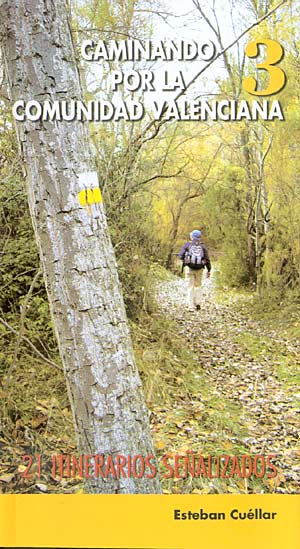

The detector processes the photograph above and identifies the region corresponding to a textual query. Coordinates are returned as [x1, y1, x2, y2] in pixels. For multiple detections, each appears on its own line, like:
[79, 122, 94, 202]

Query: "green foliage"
[0, 177, 57, 353]
[107, 196, 165, 319]
[0, 106, 56, 364]
[204, 167, 250, 287]
[1, 181, 37, 309]
[75, 0, 153, 39]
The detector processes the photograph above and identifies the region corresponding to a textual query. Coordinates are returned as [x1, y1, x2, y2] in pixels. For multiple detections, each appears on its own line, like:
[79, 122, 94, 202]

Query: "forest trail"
[155, 268, 300, 494]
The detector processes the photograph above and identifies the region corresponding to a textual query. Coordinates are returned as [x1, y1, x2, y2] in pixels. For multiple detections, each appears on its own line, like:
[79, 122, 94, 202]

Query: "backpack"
[183, 241, 206, 270]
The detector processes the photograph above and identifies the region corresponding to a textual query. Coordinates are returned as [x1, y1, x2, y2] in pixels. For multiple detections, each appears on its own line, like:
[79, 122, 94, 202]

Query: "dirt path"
[155, 269, 300, 493]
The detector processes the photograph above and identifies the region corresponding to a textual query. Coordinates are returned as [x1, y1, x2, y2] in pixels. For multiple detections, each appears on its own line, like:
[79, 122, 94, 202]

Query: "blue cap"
[191, 229, 201, 239]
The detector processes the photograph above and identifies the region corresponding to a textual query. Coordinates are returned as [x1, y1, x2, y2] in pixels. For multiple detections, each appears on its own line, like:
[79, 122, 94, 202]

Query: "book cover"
[0, 0, 299, 547]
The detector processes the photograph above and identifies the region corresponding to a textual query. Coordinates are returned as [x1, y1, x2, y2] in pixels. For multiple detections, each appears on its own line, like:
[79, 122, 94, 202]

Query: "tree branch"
[0, 316, 62, 372]
[132, 0, 288, 147]
[135, 165, 187, 188]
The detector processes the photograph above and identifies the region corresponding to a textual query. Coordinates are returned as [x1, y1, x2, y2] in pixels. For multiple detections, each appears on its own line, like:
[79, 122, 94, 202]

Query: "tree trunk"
[259, 132, 273, 291]
[240, 129, 256, 282]
[166, 202, 184, 269]
[254, 181, 263, 295]
[0, 0, 161, 494]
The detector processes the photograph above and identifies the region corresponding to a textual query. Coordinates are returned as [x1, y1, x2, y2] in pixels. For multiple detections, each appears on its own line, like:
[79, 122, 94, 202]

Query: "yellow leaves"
[197, 487, 212, 494]
[35, 404, 48, 413]
[75, 488, 85, 494]
[237, 480, 249, 493]
[266, 471, 286, 492]
[31, 414, 47, 429]
[193, 411, 203, 420]
[135, 348, 144, 356]
[62, 407, 72, 418]
[175, 377, 184, 385]
[35, 397, 59, 411]
[177, 444, 191, 454]
[155, 440, 166, 450]
[226, 485, 239, 493]
[17, 464, 27, 474]
[0, 473, 14, 483]
[222, 441, 234, 450]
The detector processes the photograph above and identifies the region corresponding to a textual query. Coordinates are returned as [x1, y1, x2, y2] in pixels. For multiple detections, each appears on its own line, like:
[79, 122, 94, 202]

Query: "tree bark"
[240, 128, 256, 282]
[0, 0, 161, 494]
[166, 201, 184, 269]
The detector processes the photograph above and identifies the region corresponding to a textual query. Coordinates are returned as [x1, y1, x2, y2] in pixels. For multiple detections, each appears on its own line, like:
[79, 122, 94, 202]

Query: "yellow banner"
[0, 494, 299, 549]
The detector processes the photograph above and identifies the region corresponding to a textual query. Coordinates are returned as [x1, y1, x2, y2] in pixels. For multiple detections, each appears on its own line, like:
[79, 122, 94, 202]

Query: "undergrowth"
[131, 267, 275, 494]
[1, 264, 297, 494]
[215, 285, 300, 381]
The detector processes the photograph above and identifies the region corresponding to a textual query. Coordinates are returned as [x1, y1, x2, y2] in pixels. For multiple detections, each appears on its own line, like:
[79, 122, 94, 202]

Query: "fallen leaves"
[0, 473, 14, 483]
[153, 274, 300, 494]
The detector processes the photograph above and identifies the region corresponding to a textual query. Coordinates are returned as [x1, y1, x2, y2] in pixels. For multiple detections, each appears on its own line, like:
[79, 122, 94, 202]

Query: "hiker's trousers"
[185, 267, 203, 306]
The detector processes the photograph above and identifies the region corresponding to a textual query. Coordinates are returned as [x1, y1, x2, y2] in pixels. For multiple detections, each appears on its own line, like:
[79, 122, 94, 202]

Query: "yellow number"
[243, 39, 286, 96]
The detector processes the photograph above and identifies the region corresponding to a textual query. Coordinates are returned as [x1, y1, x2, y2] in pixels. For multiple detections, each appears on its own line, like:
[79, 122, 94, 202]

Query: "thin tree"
[0, 0, 161, 494]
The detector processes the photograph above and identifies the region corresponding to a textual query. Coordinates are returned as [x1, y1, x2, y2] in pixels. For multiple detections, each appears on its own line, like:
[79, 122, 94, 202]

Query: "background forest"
[0, 0, 299, 494]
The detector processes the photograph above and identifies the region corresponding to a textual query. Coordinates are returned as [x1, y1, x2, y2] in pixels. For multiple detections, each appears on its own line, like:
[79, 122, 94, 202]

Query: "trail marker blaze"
[77, 171, 102, 206]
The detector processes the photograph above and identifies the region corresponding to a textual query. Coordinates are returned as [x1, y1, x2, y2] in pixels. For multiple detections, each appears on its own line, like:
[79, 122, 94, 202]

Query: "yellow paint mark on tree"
[78, 187, 102, 206]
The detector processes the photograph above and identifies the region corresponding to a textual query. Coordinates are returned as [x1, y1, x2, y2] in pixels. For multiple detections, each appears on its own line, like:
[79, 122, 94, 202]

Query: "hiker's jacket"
[179, 238, 211, 271]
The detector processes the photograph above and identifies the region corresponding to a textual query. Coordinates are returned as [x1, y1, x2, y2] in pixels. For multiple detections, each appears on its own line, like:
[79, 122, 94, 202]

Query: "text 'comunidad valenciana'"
[13, 99, 284, 122]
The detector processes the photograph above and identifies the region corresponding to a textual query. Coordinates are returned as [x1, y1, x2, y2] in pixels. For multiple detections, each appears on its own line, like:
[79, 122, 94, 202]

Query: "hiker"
[179, 229, 211, 310]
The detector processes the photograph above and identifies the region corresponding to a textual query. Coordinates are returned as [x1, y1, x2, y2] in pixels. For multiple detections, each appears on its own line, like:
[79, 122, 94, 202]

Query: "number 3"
[243, 39, 286, 96]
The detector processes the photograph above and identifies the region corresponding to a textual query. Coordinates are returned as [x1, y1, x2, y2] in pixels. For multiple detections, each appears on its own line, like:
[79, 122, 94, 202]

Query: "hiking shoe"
[196, 304, 201, 310]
